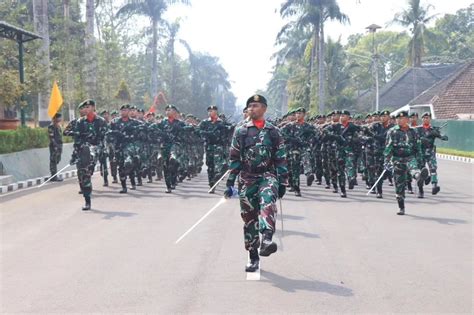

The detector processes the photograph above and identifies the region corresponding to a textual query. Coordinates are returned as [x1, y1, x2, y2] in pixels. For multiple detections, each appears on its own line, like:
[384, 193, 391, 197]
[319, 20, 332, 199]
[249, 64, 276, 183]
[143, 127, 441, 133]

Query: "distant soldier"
[73, 99, 107, 210]
[416, 112, 448, 197]
[225, 94, 288, 273]
[48, 113, 63, 182]
[384, 111, 428, 215]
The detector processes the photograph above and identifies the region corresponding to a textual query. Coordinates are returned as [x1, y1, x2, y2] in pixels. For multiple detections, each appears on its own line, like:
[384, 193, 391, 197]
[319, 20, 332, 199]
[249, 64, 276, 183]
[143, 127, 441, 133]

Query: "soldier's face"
[120, 109, 129, 118]
[247, 102, 266, 120]
[398, 117, 409, 127]
[296, 112, 305, 121]
[422, 116, 431, 124]
[166, 108, 177, 118]
[332, 114, 340, 123]
[373, 115, 380, 122]
[341, 114, 350, 123]
[208, 109, 218, 119]
[381, 115, 390, 124]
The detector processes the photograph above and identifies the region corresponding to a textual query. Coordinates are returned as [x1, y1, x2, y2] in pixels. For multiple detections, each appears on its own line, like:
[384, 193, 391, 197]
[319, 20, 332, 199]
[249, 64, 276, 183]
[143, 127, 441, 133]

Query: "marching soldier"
[417, 112, 449, 197]
[48, 113, 63, 182]
[384, 111, 428, 215]
[73, 99, 107, 210]
[225, 94, 288, 272]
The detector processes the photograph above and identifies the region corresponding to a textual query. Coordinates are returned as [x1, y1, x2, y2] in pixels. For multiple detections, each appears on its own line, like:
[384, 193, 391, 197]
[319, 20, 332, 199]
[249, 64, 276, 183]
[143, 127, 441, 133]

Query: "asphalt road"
[1, 160, 472, 313]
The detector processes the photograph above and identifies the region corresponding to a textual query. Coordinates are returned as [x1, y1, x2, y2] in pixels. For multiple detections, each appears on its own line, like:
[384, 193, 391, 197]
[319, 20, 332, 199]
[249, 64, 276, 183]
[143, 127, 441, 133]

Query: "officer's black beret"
[333, 110, 342, 115]
[120, 104, 131, 110]
[137, 108, 145, 113]
[372, 111, 380, 116]
[421, 112, 431, 118]
[396, 110, 409, 118]
[165, 104, 179, 112]
[129, 105, 137, 110]
[327, 110, 334, 116]
[79, 99, 95, 108]
[246, 94, 267, 107]
[111, 110, 119, 115]
[207, 105, 218, 111]
[409, 112, 419, 117]
[242, 107, 248, 113]
[341, 110, 351, 116]
[380, 110, 391, 116]
[365, 113, 372, 118]
[99, 109, 109, 115]
[295, 107, 306, 113]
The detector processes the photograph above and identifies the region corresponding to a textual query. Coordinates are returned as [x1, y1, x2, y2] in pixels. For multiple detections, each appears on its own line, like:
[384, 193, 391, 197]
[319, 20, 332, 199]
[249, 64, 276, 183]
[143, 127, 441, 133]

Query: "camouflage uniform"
[339, 122, 362, 189]
[227, 119, 288, 252]
[369, 121, 394, 196]
[48, 122, 63, 178]
[321, 122, 346, 195]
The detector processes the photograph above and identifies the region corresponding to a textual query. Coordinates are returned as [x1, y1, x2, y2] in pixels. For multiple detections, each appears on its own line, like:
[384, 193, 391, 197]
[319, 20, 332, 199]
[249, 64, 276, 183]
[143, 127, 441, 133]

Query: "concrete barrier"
[0, 143, 75, 182]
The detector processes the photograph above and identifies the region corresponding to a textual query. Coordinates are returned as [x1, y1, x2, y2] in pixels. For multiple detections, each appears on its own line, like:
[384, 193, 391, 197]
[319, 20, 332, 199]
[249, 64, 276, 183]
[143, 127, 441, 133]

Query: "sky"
[163, 0, 473, 107]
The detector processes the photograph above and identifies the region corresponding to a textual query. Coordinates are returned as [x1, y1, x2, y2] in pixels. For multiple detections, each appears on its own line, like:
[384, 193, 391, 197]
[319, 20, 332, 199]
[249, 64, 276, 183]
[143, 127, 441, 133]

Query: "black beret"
[327, 110, 334, 116]
[341, 110, 351, 116]
[111, 110, 119, 115]
[246, 94, 267, 107]
[242, 107, 248, 113]
[53, 113, 62, 119]
[137, 108, 145, 113]
[295, 107, 306, 113]
[396, 110, 409, 118]
[165, 104, 179, 111]
[421, 112, 431, 118]
[99, 109, 109, 115]
[409, 112, 419, 117]
[130, 105, 137, 110]
[380, 110, 391, 116]
[365, 113, 372, 118]
[120, 104, 131, 110]
[207, 105, 218, 111]
[79, 99, 95, 108]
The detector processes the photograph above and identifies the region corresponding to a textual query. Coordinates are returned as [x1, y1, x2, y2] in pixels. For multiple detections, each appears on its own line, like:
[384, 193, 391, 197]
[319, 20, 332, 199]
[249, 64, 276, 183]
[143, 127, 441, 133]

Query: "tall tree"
[84, 0, 97, 98]
[392, 0, 437, 67]
[117, 0, 190, 99]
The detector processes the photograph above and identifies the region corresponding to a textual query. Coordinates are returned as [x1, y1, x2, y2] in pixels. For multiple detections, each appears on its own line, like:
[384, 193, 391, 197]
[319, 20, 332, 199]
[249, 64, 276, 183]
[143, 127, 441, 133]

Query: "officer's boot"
[245, 248, 260, 272]
[407, 181, 414, 194]
[340, 185, 347, 198]
[418, 183, 424, 199]
[325, 179, 331, 189]
[332, 183, 338, 193]
[82, 195, 91, 211]
[306, 174, 315, 186]
[259, 230, 277, 257]
[376, 182, 383, 199]
[137, 175, 143, 186]
[432, 183, 440, 195]
[103, 175, 108, 187]
[119, 180, 127, 194]
[130, 176, 137, 190]
[294, 187, 301, 197]
[397, 197, 405, 215]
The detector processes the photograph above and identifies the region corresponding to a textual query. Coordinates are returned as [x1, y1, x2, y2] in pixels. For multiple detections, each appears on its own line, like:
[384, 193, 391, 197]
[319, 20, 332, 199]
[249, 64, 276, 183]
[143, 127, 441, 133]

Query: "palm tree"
[392, 0, 437, 67]
[117, 0, 190, 99]
[279, 0, 348, 113]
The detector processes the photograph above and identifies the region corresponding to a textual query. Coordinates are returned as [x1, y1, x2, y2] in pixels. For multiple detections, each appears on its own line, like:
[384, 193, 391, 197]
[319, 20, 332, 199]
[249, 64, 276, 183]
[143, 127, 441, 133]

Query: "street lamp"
[366, 24, 381, 112]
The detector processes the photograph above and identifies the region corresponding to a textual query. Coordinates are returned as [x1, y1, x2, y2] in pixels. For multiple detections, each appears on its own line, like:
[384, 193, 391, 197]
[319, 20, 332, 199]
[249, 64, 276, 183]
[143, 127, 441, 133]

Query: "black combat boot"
[130, 176, 137, 190]
[407, 181, 413, 194]
[376, 183, 383, 199]
[294, 187, 302, 197]
[259, 230, 277, 257]
[82, 196, 91, 211]
[245, 249, 260, 272]
[432, 183, 440, 195]
[340, 185, 347, 198]
[119, 180, 127, 194]
[332, 184, 338, 193]
[416, 167, 429, 186]
[137, 176, 143, 186]
[103, 176, 108, 187]
[165, 186, 172, 193]
[306, 174, 315, 186]
[348, 179, 355, 190]
[397, 197, 405, 215]
[112, 176, 118, 184]
[418, 184, 424, 198]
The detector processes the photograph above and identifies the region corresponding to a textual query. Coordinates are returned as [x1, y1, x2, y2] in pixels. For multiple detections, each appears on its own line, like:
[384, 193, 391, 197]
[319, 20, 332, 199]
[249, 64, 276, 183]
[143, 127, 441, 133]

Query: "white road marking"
[175, 197, 227, 244]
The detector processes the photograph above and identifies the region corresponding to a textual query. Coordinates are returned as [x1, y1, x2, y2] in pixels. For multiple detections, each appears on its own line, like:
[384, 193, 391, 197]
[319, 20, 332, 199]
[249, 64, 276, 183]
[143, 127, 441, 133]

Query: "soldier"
[73, 99, 107, 210]
[224, 94, 288, 273]
[198, 105, 229, 192]
[48, 113, 63, 182]
[368, 110, 394, 198]
[313, 114, 326, 185]
[157, 104, 186, 193]
[416, 112, 448, 197]
[339, 110, 363, 190]
[108, 104, 142, 193]
[384, 111, 428, 215]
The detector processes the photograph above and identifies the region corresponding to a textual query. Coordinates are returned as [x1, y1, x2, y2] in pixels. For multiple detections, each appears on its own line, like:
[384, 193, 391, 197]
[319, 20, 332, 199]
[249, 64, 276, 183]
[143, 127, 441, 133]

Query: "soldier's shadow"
[89, 208, 137, 220]
[281, 229, 320, 239]
[404, 214, 468, 225]
[260, 270, 353, 296]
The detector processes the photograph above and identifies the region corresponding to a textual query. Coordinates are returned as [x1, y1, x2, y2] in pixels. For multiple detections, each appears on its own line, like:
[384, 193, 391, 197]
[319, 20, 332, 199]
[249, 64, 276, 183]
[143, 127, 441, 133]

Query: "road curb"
[0, 165, 99, 195]
[436, 153, 474, 164]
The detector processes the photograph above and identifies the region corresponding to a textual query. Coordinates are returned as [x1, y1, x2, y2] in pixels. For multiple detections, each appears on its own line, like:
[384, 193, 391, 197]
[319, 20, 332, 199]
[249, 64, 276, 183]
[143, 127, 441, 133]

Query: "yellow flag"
[47, 81, 64, 118]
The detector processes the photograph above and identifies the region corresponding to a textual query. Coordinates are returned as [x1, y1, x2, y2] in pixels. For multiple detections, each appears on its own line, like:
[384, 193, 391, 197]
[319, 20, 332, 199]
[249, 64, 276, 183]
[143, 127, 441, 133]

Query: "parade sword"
[207, 169, 231, 193]
[39, 163, 71, 188]
[279, 198, 284, 235]
[366, 169, 387, 195]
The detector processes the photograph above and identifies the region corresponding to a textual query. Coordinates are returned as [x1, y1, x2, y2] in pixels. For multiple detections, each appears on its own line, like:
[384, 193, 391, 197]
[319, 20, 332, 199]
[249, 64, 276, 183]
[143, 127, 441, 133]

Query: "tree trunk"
[318, 20, 326, 114]
[150, 18, 159, 98]
[33, 0, 51, 127]
[309, 28, 319, 112]
[63, 0, 74, 120]
[84, 0, 97, 98]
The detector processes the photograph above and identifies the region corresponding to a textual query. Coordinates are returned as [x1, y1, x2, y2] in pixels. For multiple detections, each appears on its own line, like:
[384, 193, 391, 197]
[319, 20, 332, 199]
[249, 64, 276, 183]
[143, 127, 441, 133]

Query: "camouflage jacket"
[156, 118, 186, 149]
[228, 120, 288, 185]
[416, 125, 445, 151]
[63, 119, 77, 137]
[281, 121, 317, 151]
[369, 122, 394, 153]
[73, 114, 107, 147]
[108, 117, 142, 148]
[48, 123, 63, 147]
[198, 118, 231, 146]
[384, 125, 421, 162]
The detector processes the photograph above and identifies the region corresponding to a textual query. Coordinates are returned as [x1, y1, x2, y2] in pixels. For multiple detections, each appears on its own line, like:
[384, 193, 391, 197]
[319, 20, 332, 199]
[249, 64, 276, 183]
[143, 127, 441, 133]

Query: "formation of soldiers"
[50, 95, 448, 272]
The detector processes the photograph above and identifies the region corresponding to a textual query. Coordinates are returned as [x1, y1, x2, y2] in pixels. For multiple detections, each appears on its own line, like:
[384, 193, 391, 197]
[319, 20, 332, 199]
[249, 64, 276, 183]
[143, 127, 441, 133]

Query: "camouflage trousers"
[392, 156, 420, 200]
[344, 147, 356, 183]
[373, 151, 385, 193]
[421, 148, 438, 183]
[49, 144, 62, 176]
[313, 146, 324, 182]
[117, 144, 140, 182]
[108, 146, 118, 179]
[206, 145, 228, 185]
[288, 149, 302, 190]
[77, 144, 99, 198]
[239, 172, 278, 251]
[365, 147, 376, 186]
[302, 148, 314, 176]
[321, 146, 331, 185]
[162, 145, 179, 189]
[99, 151, 108, 181]
[328, 146, 346, 188]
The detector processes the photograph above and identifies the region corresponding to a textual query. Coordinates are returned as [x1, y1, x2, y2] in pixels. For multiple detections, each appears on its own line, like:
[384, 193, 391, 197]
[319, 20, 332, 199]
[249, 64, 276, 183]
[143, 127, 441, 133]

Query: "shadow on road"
[405, 214, 468, 225]
[261, 270, 353, 297]
[89, 209, 138, 220]
[281, 229, 320, 239]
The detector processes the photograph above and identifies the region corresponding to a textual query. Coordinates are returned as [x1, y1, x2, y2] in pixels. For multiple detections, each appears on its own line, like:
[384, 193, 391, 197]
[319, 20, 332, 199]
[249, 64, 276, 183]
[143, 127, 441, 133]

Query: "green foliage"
[115, 80, 132, 102]
[437, 148, 474, 158]
[0, 127, 70, 154]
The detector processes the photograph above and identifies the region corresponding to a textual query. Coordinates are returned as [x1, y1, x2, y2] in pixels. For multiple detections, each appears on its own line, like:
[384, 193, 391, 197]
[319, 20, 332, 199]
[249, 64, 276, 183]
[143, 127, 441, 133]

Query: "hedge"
[0, 127, 72, 154]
